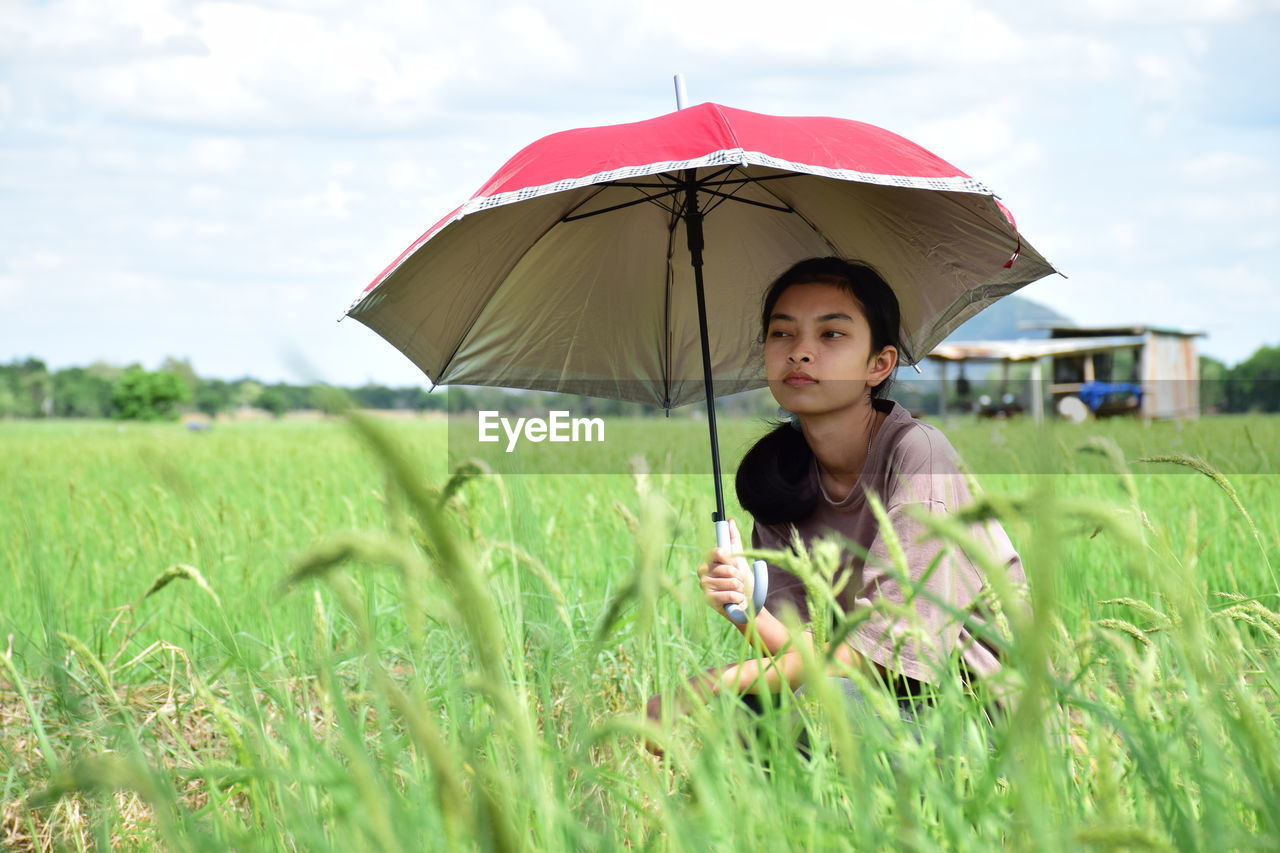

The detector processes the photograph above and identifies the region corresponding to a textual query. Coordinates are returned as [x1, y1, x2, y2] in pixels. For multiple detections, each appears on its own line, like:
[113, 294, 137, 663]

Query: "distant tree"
[352, 384, 395, 409]
[111, 367, 190, 421]
[1229, 345, 1280, 412]
[52, 367, 114, 417]
[447, 387, 476, 413]
[3, 358, 53, 417]
[234, 380, 263, 409]
[237, 382, 306, 413]
[279, 384, 313, 411]
[311, 385, 351, 415]
[194, 378, 235, 417]
[256, 387, 288, 418]
[0, 363, 17, 417]
[1199, 355, 1229, 413]
[0, 358, 52, 416]
[403, 387, 443, 411]
[160, 357, 201, 399]
[87, 361, 126, 385]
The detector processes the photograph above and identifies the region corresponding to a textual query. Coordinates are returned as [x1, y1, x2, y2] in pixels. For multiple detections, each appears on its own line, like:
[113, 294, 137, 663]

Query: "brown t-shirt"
[751, 397, 1025, 685]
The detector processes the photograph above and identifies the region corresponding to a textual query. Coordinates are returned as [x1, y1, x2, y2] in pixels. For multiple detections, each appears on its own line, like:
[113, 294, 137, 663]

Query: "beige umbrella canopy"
[347, 103, 1056, 409]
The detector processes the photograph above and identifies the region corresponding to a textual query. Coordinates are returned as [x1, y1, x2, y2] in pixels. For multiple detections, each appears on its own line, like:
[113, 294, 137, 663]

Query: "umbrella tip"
[673, 74, 688, 110]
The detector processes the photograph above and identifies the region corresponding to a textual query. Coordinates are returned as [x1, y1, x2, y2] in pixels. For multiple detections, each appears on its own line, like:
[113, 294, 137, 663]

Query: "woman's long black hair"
[735, 257, 902, 526]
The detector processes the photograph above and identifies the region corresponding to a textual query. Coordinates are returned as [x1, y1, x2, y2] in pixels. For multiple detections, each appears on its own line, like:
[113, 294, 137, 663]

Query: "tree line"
[0, 357, 453, 420]
[2, 350, 1277, 422]
[0, 357, 784, 421]
[1198, 351, 1280, 413]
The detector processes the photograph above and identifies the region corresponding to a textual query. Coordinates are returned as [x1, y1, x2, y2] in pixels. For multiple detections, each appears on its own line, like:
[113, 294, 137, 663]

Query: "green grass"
[1, 412, 1278, 850]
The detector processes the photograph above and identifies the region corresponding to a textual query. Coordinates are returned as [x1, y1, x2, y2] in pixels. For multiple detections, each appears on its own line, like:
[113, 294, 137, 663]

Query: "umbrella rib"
[433, 188, 620, 384]
[662, 205, 678, 410]
[699, 188, 793, 215]
[560, 167, 743, 222]
[691, 165, 739, 186]
[742, 170, 844, 258]
[556, 182, 615, 221]
[732, 172, 911, 356]
[607, 181, 684, 189]
[700, 173, 803, 187]
[646, 177, 683, 217]
[561, 186, 684, 222]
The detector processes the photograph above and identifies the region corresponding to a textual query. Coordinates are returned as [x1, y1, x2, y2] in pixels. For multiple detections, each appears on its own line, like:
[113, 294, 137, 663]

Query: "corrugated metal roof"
[927, 335, 1146, 362]
[1025, 324, 1206, 338]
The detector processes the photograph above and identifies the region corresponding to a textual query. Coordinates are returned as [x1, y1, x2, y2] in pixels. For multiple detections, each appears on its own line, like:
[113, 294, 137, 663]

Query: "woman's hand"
[643, 668, 726, 757]
[697, 517, 754, 622]
[643, 692, 666, 756]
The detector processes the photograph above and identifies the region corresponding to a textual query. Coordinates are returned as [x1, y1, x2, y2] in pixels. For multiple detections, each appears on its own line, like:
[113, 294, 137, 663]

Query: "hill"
[944, 293, 1072, 343]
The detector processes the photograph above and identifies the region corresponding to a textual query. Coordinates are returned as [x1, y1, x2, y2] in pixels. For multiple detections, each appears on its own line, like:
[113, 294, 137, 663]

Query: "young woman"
[646, 257, 1024, 737]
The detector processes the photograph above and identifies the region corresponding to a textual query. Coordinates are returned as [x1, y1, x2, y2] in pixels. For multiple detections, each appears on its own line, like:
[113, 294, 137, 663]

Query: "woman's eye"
[822, 330, 845, 338]
[769, 329, 791, 338]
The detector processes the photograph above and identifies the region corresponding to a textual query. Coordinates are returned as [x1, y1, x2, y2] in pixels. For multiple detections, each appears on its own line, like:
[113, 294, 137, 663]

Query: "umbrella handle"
[715, 520, 768, 625]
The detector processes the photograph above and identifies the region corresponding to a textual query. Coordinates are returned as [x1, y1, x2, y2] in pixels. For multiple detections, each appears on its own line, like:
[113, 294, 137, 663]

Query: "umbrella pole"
[682, 174, 727, 523]
[684, 173, 768, 625]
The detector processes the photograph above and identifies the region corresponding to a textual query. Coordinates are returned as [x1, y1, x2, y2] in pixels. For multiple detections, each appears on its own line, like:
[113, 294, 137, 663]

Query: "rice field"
[2, 411, 1278, 851]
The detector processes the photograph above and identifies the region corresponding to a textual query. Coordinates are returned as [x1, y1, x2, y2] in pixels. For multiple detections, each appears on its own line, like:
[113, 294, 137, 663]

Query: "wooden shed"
[926, 324, 1205, 422]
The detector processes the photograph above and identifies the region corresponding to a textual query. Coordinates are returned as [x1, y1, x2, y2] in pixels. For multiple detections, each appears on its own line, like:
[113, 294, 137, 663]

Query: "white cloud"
[12, 252, 65, 271]
[1179, 151, 1268, 180]
[1170, 189, 1279, 223]
[263, 181, 361, 221]
[1065, 0, 1280, 24]
[913, 107, 1018, 164]
[1, 0, 1277, 380]
[1239, 230, 1278, 250]
[1195, 263, 1274, 299]
[0, 0, 195, 59]
[189, 138, 245, 172]
[1105, 222, 1140, 249]
[98, 270, 172, 303]
[0, 0, 1128, 134]
[188, 183, 223, 201]
[5, 1, 592, 130]
[1133, 50, 1198, 103]
[496, 5, 578, 71]
[635, 0, 1025, 65]
[148, 218, 185, 239]
[385, 159, 423, 189]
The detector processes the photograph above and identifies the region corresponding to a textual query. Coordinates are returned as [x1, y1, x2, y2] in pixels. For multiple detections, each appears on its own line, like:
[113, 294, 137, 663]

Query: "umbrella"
[344, 92, 1058, 623]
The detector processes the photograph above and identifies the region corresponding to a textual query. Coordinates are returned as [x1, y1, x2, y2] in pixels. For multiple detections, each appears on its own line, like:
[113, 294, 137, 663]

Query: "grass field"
[2, 412, 1278, 850]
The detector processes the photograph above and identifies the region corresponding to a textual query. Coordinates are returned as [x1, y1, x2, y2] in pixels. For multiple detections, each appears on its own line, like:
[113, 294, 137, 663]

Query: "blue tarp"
[1078, 381, 1143, 412]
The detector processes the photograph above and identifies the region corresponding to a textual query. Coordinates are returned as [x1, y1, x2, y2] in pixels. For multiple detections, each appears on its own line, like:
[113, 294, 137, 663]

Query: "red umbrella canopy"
[347, 102, 1057, 408]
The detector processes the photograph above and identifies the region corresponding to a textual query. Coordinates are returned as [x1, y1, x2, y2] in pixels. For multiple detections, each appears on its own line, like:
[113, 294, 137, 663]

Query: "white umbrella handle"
[714, 520, 768, 625]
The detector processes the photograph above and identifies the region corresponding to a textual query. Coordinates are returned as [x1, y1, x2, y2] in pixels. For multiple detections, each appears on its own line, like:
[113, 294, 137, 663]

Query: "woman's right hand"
[697, 518, 754, 620]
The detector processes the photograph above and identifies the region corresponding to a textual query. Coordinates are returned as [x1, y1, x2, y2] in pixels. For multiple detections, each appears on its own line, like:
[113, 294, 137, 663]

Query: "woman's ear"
[867, 345, 898, 388]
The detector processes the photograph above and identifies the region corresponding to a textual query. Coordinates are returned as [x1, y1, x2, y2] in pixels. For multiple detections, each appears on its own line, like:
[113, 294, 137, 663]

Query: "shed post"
[1030, 357, 1045, 424]
[938, 360, 948, 419]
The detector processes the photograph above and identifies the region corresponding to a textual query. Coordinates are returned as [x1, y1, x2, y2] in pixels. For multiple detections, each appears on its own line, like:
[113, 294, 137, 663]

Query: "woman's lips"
[783, 374, 817, 386]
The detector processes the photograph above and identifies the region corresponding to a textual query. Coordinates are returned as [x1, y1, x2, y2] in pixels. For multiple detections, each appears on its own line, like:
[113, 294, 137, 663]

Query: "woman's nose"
[788, 349, 811, 363]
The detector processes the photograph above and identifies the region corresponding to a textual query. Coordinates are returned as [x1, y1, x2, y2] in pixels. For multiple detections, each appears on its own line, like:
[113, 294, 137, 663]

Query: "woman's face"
[764, 282, 894, 416]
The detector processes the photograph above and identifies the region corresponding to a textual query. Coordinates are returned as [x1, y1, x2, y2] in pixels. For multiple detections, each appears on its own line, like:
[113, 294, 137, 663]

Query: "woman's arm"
[719, 634, 869, 696]
[645, 639, 870, 738]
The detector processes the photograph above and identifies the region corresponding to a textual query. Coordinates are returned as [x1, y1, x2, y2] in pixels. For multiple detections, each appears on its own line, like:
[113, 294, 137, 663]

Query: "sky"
[2, 0, 1278, 387]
